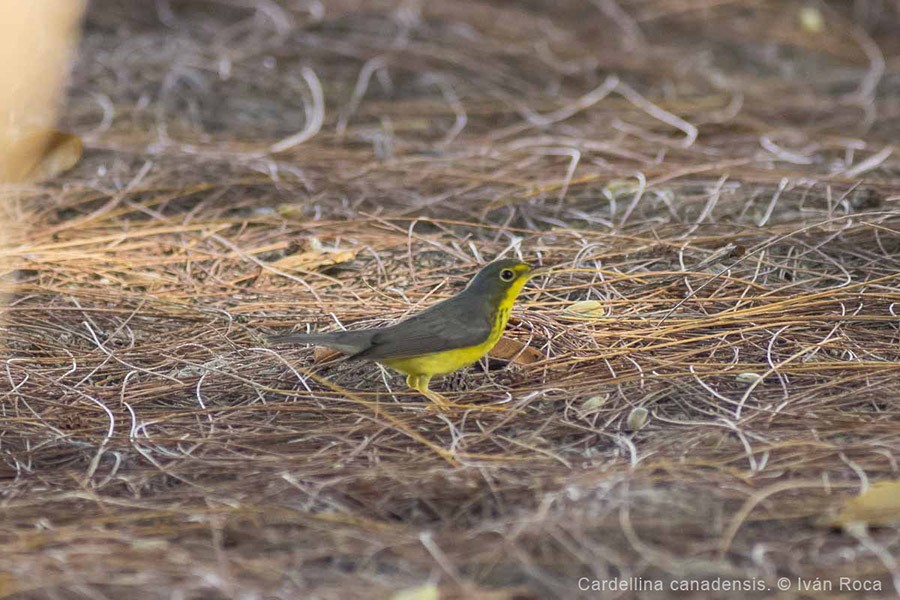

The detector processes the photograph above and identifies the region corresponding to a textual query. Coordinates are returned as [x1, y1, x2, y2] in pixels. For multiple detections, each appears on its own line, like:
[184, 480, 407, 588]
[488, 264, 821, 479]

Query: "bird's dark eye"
[500, 269, 515, 282]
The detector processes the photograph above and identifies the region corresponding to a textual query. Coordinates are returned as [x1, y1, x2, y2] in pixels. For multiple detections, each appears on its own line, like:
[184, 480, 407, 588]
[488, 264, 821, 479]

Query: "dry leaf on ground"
[823, 481, 900, 528]
[390, 584, 438, 600]
[270, 248, 357, 272]
[23, 130, 83, 182]
[566, 300, 605, 316]
[488, 336, 544, 365]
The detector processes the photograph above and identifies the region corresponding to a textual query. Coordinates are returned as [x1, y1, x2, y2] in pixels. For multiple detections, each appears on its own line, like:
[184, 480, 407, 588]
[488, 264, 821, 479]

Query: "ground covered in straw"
[3, 1, 900, 598]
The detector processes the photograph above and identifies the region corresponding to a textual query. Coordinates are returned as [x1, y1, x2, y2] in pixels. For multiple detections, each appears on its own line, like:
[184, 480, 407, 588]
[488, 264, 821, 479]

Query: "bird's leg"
[405, 375, 510, 413]
[420, 377, 453, 409]
[406, 374, 451, 409]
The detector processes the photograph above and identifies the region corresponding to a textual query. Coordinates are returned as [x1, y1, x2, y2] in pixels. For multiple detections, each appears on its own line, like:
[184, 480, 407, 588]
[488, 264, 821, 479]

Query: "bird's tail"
[268, 330, 371, 355]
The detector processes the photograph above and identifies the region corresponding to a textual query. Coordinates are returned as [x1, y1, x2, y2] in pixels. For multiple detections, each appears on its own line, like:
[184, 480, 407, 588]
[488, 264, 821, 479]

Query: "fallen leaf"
[567, 300, 605, 316]
[277, 203, 304, 218]
[0, 1, 85, 183]
[391, 584, 438, 600]
[798, 6, 824, 33]
[314, 346, 342, 363]
[252, 240, 358, 284]
[582, 395, 609, 411]
[488, 336, 544, 365]
[270, 248, 357, 272]
[626, 406, 649, 431]
[0, 572, 19, 598]
[27, 130, 83, 181]
[826, 481, 900, 528]
[735, 372, 761, 385]
[434, 587, 535, 600]
[5, 130, 83, 182]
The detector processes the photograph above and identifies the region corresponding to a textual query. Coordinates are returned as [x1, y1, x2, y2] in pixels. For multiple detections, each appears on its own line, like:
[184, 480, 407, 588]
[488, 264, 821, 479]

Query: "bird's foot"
[422, 391, 511, 413]
[422, 389, 452, 411]
[407, 376, 510, 412]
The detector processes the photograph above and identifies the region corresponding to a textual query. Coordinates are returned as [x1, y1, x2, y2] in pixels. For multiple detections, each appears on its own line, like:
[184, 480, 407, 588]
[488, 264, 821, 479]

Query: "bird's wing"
[351, 299, 492, 360]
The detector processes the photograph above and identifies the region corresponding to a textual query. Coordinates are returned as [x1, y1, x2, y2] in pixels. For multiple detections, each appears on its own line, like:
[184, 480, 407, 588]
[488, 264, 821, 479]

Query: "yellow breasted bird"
[270, 259, 536, 408]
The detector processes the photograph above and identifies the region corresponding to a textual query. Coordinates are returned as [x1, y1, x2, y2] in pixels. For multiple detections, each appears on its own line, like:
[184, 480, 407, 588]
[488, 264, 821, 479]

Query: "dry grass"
[2, 0, 900, 598]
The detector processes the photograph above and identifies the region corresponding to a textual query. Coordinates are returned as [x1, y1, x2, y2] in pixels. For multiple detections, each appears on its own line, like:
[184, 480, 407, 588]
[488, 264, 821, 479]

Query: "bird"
[270, 259, 537, 408]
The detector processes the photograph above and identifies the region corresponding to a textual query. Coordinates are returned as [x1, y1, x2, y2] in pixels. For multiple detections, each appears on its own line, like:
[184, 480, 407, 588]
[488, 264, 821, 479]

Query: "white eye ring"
[500, 269, 515, 281]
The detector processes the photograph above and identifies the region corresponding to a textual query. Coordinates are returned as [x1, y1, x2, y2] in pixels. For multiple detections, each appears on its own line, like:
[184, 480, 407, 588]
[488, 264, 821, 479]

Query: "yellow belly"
[383, 335, 499, 377]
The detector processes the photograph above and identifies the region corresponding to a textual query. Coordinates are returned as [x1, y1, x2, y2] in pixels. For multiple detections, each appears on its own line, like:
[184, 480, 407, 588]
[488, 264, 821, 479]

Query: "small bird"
[270, 259, 537, 408]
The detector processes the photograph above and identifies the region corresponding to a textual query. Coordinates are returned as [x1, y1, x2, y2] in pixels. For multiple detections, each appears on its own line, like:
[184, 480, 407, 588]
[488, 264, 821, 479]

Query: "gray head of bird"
[463, 259, 534, 297]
